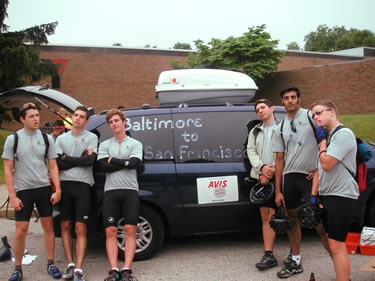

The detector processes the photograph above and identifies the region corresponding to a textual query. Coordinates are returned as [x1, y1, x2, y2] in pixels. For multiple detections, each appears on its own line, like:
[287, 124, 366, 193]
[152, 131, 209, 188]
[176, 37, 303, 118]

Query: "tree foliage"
[170, 25, 284, 82]
[172, 42, 192, 50]
[304, 24, 375, 52]
[0, 1, 58, 92]
[287, 41, 301, 50]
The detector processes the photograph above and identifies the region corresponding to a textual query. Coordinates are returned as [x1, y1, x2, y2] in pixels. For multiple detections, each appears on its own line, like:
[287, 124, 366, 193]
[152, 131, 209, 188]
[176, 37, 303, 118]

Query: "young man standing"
[97, 109, 143, 281]
[55, 106, 98, 281]
[272, 87, 330, 279]
[2, 103, 62, 281]
[247, 99, 279, 270]
[311, 100, 358, 281]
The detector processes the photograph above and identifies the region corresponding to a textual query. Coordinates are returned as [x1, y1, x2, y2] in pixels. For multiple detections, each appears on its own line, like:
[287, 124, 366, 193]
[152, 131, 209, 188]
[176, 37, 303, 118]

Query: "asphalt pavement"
[1, 184, 375, 280]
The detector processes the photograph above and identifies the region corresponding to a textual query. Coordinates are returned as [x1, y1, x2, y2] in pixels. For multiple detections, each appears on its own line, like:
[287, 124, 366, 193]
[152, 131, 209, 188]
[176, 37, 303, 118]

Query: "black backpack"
[13, 132, 49, 162]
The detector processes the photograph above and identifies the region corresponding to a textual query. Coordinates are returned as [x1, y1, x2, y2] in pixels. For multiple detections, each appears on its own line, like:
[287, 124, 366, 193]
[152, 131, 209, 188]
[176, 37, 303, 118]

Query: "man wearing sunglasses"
[272, 87, 330, 279]
[2, 103, 62, 281]
[311, 100, 358, 281]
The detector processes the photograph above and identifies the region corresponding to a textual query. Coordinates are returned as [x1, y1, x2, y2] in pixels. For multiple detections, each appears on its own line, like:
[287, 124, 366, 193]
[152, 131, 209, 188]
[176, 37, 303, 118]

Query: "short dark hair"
[254, 99, 273, 110]
[52, 120, 65, 129]
[280, 86, 300, 98]
[20, 102, 39, 118]
[74, 106, 90, 120]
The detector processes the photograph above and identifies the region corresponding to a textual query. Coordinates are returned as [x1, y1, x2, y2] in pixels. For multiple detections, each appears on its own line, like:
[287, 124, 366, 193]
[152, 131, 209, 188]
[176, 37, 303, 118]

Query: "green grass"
[340, 114, 375, 142]
[0, 114, 373, 184]
[0, 129, 11, 184]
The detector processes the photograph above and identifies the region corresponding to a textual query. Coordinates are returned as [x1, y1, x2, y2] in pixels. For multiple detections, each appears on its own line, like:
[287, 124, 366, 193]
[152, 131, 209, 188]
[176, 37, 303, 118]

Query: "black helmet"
[269, 205, 291, 234]
[249, 182, 275, 205]
[297, 202, 323, 229]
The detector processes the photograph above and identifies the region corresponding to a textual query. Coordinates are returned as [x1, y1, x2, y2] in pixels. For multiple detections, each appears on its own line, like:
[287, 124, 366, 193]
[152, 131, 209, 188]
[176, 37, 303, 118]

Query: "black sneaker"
[283, 253, 292, 265]
[277, 260, 303, 279]
[63, 265, 75, 280]
[104, 269, 122, 281]
[121, 269, 138, 281]
[255, 253, 278, 270]
[8, 270, 23, 281]
[48, 264, 62, 279]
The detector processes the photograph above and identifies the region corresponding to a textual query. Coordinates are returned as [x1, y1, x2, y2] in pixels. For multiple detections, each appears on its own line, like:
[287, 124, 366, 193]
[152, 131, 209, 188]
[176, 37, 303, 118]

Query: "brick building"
[39, 45, 375, 114]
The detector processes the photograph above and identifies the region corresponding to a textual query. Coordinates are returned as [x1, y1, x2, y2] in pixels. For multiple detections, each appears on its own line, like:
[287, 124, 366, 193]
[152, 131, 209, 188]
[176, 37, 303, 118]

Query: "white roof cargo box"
[155, 69, 258, 106]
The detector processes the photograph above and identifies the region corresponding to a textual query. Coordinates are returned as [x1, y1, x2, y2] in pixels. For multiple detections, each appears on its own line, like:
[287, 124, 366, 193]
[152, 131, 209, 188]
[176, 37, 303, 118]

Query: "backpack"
[328, 125, 373, 192]
[13, 132, 49, 162]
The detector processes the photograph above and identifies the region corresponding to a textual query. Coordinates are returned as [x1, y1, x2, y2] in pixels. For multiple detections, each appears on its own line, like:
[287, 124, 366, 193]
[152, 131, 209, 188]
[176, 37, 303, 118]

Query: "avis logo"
[207, 180, 227, 188]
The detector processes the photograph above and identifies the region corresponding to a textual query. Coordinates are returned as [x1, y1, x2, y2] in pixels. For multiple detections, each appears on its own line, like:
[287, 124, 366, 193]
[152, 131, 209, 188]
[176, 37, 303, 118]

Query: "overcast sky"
[5, 0, 374, 50]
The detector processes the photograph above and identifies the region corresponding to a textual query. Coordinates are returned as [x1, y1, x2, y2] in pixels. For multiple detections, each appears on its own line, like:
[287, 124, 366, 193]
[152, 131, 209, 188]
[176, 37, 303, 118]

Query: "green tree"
[171, 25, 284, 82]
[304, 24, 375, 52]
[113, 42, 122, 46]
[336, 29, 375, 50]
[287, 41, 301, 50]
[0, 0, 59, 92]
[172, 42, 192, 50]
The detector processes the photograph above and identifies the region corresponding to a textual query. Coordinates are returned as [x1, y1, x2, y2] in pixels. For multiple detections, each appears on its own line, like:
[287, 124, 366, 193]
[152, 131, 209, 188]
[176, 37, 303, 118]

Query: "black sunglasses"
[312, 108, 331, 119]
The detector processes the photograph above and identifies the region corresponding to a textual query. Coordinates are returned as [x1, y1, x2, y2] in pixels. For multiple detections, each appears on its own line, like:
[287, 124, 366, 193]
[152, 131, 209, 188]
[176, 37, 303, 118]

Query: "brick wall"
[37, 45, 375, 115]
[256, 58, 375, 114]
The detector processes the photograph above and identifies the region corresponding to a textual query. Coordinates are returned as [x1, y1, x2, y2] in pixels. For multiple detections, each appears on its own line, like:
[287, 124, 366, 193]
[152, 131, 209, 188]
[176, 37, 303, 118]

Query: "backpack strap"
[327, 125, 355, 177]
[13, 133, 19, 161]
[13, 132, 49, 162]
[42, 133, 49, 161]
[280, 110, 316, 142]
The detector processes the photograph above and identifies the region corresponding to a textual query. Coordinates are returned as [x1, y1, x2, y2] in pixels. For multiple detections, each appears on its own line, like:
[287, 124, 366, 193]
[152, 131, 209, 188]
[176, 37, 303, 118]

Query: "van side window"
[173, 111, 257, 163]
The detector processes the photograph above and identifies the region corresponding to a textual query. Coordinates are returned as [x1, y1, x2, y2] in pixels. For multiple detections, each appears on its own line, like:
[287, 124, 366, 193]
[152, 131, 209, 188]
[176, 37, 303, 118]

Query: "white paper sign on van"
[196, 175, 239, 204]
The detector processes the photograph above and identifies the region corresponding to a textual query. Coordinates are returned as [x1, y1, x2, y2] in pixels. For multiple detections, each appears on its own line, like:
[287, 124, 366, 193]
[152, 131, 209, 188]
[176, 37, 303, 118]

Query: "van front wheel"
[116, 205, 165, 261]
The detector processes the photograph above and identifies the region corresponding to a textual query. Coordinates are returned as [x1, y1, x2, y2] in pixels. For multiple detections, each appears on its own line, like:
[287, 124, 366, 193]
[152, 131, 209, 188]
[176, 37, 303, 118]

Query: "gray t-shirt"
[55, 130, 98, 186]
[97, 136, 143, 192]
[318, 127, 359, 199]
[2, 129, 57, 192]
[272, 108, 318, 175]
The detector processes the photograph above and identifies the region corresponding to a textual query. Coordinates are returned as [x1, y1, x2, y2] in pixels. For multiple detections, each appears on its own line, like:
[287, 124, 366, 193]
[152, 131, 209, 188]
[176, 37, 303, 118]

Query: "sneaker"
[104, 269, 122, 281]
[277, 260, 303, 279]
[121, 269, 138, 281]
[48, 264, 62, 279]
[63, 265, 75, 280]
[283, 253, 292, 265]
[74, 270, 85, 281]
[255, 253, 278, 270]
[8, 270, 23, 281]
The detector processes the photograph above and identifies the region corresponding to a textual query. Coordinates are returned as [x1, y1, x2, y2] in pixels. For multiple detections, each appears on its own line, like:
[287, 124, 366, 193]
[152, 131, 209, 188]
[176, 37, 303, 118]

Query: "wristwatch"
[124, 160, 129, 166]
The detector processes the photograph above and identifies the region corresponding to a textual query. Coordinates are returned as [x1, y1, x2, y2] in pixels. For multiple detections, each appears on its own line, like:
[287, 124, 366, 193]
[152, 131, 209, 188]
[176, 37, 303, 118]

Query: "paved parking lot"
[1, 217, 375, 281]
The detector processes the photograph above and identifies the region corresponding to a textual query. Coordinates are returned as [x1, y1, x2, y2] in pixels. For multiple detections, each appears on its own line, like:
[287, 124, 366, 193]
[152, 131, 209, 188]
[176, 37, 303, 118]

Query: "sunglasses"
[21, 103, 38, 112]
[312, 108, 331, 119]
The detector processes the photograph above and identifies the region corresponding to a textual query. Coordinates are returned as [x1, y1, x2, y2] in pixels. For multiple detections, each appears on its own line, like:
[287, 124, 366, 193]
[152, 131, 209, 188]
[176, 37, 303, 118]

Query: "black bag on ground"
[0, 236, 12, 262]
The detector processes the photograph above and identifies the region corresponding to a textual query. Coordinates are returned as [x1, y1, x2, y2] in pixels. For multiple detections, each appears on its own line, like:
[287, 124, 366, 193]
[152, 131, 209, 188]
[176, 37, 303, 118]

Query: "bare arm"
[4, 159, 24, 210]
[48, 158, 61, 205]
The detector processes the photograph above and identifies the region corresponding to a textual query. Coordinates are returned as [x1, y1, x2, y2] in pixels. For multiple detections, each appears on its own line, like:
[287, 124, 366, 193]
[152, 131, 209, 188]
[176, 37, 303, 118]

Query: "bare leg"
[122, 225, 137, 269]
[105, 226, 119, 269]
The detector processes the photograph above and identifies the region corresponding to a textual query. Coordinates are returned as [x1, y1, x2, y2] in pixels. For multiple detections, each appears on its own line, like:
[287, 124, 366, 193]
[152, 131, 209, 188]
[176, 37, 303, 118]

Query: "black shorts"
[15, 186, 53, 221]
[320, 195, 356, 242]
[102, 189, 139, 228]
[283, 173, 312, 209]
[60, 181, 91, 223]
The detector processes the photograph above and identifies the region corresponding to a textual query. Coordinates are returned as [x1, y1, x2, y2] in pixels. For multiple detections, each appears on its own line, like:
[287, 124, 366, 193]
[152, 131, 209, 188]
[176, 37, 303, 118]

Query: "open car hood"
[0, 85, 82, 114]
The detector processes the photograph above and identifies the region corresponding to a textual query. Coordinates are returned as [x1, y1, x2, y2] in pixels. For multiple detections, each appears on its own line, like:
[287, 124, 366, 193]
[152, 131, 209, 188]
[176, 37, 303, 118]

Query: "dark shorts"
[283, 173, 312, 209]
[102, 189, 139, 228]
[320, 195, 356, 242]
[15, 186, 53, 221]
[60, 181, 91, 223]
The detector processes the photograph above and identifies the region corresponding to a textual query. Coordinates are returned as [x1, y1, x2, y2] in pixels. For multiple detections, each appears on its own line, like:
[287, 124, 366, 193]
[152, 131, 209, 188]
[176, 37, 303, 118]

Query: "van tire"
[117, 205, 165, 261]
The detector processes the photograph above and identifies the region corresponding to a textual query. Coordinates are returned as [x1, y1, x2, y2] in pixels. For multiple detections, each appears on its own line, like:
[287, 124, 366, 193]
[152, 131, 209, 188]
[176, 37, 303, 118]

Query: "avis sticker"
[196, 175, 239, 204]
